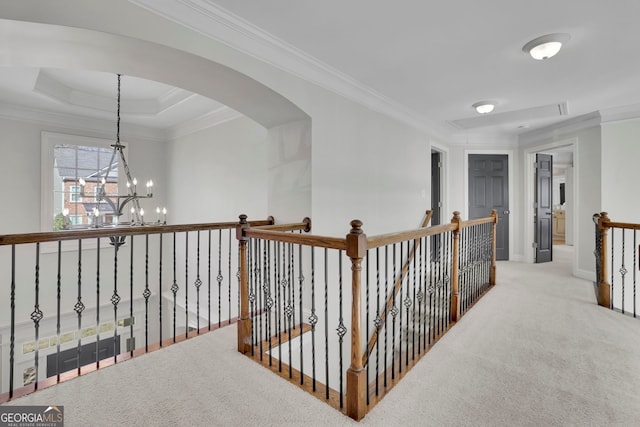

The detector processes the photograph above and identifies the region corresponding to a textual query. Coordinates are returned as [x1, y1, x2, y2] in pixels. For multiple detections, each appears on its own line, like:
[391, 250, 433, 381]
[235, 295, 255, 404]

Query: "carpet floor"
[4, 245, 640, 426]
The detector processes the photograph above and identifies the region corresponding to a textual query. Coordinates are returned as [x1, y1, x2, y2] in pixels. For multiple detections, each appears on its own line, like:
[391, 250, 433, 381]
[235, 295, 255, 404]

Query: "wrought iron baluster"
[130, 235, 135, 355]
[404, 241, 411, 368]
[383, 245, 389, 388]
[310, 246, 317, 391]
[75, 240, 85, 374]
[267, 241, 273, 366]
[418, 236, 424, 354]
[56, 241, 62, 383]
[428, 236, 434, 345]
[634, 230, 637, 318]
[217, 230, 222, 327]
[298, 243, 305, 385]
[96, 239, 101, 367]
[337, 250, 346, 408]
[611, 229, 615, 309]
[286, 242, 293, 379]
[375, 247, 381, 396]
[276, 242, 282, 372]
[10, 245, 16, 398]
[621, 229, 627, 314]
[324, 247, 330, 400]
[32, 243, 43, 390]
[412, 240, 417, 361]
[228, 228, 232, 324]
[171, 232, 178, 342]
[250, 239, 257, 356]
[365, 250, 370, 400]
[391, 243, 398, 380]
[144, 234, 151, 351]
[208, 230, 212, 330]
[185, 232, 189, 337]
[195, 231, 202, 333]
[112, 239, 121, 360]
[398, 243, 403, 374]
[159, 233, 163, 346]
[258, 239, 265, 361]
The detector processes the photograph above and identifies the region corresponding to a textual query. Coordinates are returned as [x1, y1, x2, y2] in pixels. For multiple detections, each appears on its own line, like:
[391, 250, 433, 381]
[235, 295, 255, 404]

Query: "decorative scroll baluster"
[337, 250, 346, 408]
[195, 231, 202, 333]
[75, 240, 85, 374]
[217, 230, 223, 328]
[411, 241, 417, 362]
[611, 229, 615, 309]
[112, 239, 121, 361]
[428, 237, 434, 345]
[250, 239, 257, 356]
[31, 243, 43, 390]
[171, 232, 179, 342]
[310, 247, 317, 391]
[398, 243, 403, 374]
[144, 234, 151, 351]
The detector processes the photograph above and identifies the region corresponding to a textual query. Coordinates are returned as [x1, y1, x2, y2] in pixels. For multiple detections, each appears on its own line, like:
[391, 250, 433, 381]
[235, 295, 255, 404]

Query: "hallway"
[4, 246, 640, 426]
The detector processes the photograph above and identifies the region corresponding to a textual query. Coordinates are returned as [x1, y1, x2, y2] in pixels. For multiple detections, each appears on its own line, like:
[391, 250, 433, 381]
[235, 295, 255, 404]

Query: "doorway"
[468, 154, 509, 260]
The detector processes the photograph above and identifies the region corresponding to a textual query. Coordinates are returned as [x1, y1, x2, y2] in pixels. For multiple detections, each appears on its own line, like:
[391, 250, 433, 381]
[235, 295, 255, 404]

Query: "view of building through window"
[53, 144, 119, 230]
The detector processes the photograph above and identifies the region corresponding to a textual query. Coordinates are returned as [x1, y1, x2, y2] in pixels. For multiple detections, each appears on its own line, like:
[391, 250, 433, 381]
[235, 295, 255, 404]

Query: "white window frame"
[41, 132, 124, 252]
[70, 185, 82, 203]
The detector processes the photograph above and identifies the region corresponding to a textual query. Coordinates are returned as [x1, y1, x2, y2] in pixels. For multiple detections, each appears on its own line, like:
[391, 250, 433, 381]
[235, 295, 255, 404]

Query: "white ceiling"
[136, 0, 640, 138]
[3, 1, 640, 140]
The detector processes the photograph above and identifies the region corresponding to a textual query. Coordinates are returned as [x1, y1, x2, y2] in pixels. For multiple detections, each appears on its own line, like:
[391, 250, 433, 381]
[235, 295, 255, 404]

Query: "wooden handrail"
[254, 217, 311, 232]
[243, 228, 347, 250]
[0, 218, 274, 246]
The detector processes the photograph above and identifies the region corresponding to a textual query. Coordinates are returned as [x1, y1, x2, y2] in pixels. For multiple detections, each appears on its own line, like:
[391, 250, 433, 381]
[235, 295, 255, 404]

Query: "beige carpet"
[4, 245, 640, 426]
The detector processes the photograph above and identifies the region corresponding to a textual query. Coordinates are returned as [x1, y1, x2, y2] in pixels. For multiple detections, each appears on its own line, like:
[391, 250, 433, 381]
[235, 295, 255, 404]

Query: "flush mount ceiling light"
[472, 101, 496, 114]
[523, 33, 571, 60]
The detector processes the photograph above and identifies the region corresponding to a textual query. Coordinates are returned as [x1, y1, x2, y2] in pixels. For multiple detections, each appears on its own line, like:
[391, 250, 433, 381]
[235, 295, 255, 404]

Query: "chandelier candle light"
[64, 74, 166, 229]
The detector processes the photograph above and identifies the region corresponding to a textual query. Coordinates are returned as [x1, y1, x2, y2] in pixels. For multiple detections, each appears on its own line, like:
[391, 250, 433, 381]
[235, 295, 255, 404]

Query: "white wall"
[166, 116, 269, 224]
[601, 119, 640, 222]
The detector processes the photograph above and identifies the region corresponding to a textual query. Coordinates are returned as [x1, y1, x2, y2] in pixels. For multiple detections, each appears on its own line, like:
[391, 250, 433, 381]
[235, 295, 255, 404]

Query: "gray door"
[431, 151, 442, 258]
[468, 154, 509, 260]
[535, 153, 553, 263]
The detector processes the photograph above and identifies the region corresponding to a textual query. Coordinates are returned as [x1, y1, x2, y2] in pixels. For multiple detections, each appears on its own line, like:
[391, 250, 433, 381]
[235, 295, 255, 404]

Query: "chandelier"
[61, 74, 165, 229]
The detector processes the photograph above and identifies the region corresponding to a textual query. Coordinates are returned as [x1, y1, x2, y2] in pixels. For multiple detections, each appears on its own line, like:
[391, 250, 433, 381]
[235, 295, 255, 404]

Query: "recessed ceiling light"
[522, 33, 571, 60]
[472, 101, 496, 114]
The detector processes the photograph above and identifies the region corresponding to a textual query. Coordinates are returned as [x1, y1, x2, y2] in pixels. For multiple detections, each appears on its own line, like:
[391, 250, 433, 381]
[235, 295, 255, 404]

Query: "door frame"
[523, 139, 578, 274]
[431, 143, 449, 224]
[464, 148, 515, 261]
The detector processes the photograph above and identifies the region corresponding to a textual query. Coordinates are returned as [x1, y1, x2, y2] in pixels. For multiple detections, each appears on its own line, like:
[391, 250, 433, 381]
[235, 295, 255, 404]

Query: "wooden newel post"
[346, 219, 368, 421]
[450, 211, 461, 322]
[490, 209, 498, 287]
[597, 212, 612, 308]
[236, 214, 252, 354]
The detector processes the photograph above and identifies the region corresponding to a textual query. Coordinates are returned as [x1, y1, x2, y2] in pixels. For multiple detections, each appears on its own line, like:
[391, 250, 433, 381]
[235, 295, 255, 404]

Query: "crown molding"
[599, 103, 640, 124]
[167, 105, 243, 139]
[518, 111, 602, 146]
[0, 102, 166, 143]
[129, 0, 454, 140]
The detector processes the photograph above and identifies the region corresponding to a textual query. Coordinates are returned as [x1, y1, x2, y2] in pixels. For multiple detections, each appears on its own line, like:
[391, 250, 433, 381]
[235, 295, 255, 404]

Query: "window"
[42, 132, 121, 232]
[70, 185, 82, 202]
